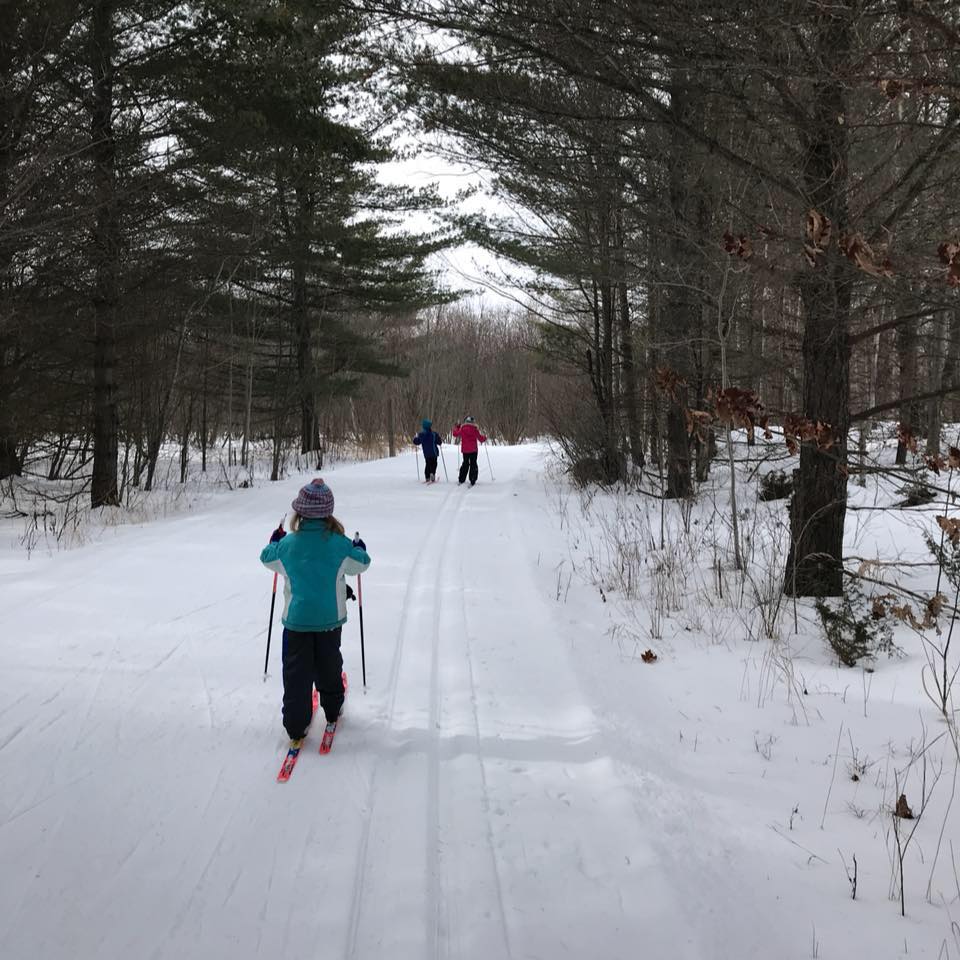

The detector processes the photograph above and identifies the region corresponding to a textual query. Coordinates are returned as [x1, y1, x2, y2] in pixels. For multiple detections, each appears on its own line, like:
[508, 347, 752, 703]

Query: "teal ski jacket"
[260, 521, 371, 633]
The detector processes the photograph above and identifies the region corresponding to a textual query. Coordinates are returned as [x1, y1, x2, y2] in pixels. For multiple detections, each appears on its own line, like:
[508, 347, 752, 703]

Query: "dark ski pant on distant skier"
[282, 627, 344, 737]
[424, 456, 438, 481]
[458, 451, 479, 485]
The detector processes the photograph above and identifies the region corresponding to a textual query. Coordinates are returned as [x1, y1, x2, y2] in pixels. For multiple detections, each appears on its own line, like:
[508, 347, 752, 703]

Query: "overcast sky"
[377, 146, 529, 312]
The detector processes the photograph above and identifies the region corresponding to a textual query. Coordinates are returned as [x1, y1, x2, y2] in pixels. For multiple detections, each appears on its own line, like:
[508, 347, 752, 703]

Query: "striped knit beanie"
[291, 478, 335, 519]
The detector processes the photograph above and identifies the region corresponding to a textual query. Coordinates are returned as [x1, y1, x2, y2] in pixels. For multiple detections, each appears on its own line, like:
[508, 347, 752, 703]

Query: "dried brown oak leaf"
[938, 241, 960, 287]
[927, 592, 947, 622]
[890, 603, 924, 631]
[895, 794, 914, 820]
[783, 414, 835, 455]
[804, 209, 832, 266]
[839, 232, 894, 277]
[932, 447, 960, 474]
[641, 649, 658, 663]
[936, 516, 960, 545]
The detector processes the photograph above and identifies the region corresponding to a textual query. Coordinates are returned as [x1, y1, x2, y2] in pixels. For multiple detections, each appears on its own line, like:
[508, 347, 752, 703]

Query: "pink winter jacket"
[453, 422, 487, 454]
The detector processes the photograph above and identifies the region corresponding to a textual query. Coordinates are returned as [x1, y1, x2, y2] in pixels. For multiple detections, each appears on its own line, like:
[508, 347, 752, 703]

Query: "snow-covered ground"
[2, 442, 959, 959]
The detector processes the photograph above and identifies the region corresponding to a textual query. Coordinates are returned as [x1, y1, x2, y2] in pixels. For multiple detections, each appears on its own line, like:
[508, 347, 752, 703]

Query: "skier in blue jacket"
[260, 478, 370, 742]
[413, 418, 443, 483]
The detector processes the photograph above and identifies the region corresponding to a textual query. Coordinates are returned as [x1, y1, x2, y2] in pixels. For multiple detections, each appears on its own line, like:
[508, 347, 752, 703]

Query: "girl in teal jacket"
[260, 478, 370, 741]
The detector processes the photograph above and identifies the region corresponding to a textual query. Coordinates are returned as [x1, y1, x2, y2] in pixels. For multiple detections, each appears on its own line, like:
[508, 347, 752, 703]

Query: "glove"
[269, 525, 286, 543]
[346, 584, 356, 601]
[353, 536, 367, 551]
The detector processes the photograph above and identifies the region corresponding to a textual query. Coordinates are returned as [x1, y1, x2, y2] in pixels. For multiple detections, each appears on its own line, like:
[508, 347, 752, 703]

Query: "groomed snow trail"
[1, 447, 794, 959]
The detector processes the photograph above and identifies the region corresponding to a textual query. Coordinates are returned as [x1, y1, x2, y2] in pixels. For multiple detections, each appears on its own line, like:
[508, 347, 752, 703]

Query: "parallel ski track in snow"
[344, 481, 462, 960]
[344, 479, 512, 959]
[426, 502, 447, 960]
[427, 496, 514, 960]
[451, 545, 513, 960]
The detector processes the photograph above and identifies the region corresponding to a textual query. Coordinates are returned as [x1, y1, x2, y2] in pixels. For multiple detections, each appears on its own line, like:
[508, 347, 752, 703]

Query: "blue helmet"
[422, 418, 432, 430]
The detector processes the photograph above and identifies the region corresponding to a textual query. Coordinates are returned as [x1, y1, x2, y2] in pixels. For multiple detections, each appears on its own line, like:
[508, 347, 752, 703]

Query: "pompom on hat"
[291, 478, 335, 519]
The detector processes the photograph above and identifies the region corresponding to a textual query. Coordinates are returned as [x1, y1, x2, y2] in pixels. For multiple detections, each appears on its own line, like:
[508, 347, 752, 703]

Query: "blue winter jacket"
[413, 430, 442, 459]
[260, 521, 371, 633]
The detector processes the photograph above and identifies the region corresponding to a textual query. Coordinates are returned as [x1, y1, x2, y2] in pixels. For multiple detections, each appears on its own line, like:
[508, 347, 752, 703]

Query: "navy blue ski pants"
[281, 627, 344, 737]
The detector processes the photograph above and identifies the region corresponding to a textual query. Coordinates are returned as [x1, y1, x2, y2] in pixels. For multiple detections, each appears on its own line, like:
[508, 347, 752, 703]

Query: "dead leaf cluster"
[870, 589, 943, 631]
[839, 232, 894, 277]
[804, 209, 832, 267]
[924, 445, 960, 474]
[935, 515, 960, 545]
[783, 413, 835, 456]
[937, 240, 960, 288]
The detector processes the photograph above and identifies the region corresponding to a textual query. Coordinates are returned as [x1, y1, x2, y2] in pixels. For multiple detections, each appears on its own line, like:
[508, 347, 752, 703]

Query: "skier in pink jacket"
[452, 416, 487, 486]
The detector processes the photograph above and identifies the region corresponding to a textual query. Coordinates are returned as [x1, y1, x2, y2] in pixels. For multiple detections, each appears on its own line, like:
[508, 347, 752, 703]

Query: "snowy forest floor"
[2, 440, 960, 960]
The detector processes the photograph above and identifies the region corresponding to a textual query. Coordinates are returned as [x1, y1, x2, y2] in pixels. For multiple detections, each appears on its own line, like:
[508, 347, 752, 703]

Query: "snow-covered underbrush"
[0, 435, 388, 556]
[545, 424, 960, 950]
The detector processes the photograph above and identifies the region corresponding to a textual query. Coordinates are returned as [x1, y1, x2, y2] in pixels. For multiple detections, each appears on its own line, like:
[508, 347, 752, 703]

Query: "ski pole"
[484, 442, 495, 481]
[263, 573, 278, 680]
[354, 529, 367, 690]
[263, 518, 284, 680]
[358, 573, 367, 689]
[415, 445, 420, 480]
[440, 446, 449, 481]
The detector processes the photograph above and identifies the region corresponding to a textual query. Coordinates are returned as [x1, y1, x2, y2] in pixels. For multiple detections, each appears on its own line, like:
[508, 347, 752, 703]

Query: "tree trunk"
[180, 397, 193, 484]
[200, 338, 208, 472]
[292, 179, 320, 465]
[926, 312, 946, 457]
[662, 78, 696, 499]
[894, 287, 919, 464]
[242, 351, 253, 468]
[784, 4, 853, 598]
[615, 207, 643, 469]
[0, 435, 20, 479]
[938, 309, 960, 439]
[597, 209, 621, 483]
[88, 0, 120, 508]
[387, 395, 396, 457]
[0, 36, 23, 480]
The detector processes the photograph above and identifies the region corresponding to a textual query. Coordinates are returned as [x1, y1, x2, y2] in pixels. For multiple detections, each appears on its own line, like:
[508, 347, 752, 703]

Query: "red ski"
[319, 672, 347, 754]
[319, 722, 337, 753]
[276, 689, 320, 783]
[276, 739, 304, 782]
